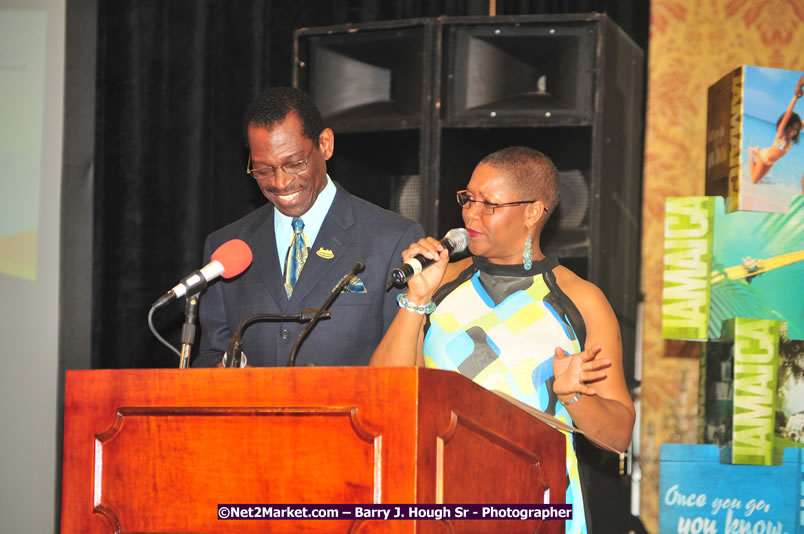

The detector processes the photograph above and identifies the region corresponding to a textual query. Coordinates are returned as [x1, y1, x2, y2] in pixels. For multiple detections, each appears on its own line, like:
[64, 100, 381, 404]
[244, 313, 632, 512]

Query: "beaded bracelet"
[560, 392, 582, 407]
[397, 292, 436, 315]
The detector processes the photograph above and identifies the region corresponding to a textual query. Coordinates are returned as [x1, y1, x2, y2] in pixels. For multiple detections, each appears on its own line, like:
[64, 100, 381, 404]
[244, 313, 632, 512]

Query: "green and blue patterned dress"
[423, 254, 589, 534]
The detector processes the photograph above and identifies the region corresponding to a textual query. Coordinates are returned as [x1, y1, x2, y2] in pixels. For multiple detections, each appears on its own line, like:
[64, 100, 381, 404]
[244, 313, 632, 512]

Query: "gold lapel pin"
[316, 247, 334, 259]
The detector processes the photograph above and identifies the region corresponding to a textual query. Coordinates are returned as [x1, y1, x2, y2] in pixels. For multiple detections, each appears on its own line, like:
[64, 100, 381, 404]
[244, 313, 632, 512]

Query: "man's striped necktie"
[284, 217, 309, 298]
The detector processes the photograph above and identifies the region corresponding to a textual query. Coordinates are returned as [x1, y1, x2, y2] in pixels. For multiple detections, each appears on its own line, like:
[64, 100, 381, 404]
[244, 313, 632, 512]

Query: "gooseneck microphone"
[389, 228, 470, 287]
[222, 308, 332, 368]
[286, 259, 366, 367]
[151, 239, 253, 308]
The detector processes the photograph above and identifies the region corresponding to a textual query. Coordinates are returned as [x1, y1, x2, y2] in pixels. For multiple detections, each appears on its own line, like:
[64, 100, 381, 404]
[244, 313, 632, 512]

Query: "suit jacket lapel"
[247, 205, 291, 310]
[288, 185, 355, 305]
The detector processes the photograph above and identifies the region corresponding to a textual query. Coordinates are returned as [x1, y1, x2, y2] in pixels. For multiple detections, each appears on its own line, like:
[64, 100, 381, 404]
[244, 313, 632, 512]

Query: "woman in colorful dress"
[370, 146, 635, 534]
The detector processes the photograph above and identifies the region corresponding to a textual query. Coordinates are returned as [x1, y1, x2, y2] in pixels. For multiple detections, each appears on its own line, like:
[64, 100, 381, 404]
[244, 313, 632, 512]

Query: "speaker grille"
[390, 175, 421, 222]
[557, 169, 589, 228]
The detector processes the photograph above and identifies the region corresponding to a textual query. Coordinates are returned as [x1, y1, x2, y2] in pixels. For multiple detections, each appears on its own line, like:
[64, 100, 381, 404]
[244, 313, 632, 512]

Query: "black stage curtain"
[92, 0, 648, 369]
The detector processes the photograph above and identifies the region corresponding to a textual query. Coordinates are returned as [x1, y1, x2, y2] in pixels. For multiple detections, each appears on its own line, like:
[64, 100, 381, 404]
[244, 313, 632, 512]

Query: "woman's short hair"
[478, 146, 560, 214]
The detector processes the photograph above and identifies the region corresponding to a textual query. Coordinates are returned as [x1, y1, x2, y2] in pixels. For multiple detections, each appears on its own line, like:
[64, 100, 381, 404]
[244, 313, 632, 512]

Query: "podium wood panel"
[62, 367, 566, 533]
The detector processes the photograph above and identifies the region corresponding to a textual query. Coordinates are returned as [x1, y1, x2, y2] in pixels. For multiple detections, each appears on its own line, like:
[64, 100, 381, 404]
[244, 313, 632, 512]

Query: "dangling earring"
[523, 232, 533, 271]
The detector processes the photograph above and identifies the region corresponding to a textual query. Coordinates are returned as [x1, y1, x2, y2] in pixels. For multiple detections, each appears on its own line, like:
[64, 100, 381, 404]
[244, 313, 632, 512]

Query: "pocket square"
[341, 276, 367, 294]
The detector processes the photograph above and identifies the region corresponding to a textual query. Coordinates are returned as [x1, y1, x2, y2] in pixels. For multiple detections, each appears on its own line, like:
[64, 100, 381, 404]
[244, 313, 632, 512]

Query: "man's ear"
[319, 128, 335, 160]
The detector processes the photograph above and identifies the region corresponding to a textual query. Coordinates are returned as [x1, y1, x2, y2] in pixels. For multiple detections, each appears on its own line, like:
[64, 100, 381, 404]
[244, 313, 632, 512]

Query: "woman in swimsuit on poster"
[748, 74, 804, 184]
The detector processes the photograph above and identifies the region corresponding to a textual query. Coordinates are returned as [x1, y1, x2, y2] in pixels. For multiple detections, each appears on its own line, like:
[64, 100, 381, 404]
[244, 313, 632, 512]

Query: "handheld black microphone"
[389, 228, 470, 287]
[286, 259, 366, 367]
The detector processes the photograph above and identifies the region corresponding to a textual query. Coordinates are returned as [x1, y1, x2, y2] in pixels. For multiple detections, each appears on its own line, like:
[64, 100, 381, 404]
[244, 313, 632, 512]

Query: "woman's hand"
[552, 345, 611, 402]
[401, 236, 450, 302]
[370, 236, 450, 368]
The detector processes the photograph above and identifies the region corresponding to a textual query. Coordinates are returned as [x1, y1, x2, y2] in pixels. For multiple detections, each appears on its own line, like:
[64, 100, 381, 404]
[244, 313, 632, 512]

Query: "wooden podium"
[61, 367, 567, 533]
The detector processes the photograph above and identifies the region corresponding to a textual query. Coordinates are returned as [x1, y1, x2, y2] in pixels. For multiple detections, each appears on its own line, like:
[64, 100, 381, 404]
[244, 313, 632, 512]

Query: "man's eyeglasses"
[246, 145, 315, 180]
[456, 190, 543, 215]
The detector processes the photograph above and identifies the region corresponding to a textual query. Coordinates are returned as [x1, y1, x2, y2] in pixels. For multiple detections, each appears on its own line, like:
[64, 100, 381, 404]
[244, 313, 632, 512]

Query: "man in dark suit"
[194, 87, 424, 367]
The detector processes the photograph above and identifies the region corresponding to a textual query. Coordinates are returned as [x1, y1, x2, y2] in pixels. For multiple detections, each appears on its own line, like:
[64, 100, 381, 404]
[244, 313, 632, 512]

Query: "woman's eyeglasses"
[456, 190, 542, 215]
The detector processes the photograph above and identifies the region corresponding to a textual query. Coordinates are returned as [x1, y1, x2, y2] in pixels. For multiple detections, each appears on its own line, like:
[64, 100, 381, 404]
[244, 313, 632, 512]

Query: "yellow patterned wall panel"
[642, 1, 804, 531]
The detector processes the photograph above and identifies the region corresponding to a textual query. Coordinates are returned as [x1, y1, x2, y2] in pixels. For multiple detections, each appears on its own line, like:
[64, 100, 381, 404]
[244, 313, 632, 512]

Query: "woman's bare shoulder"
[552, 265, 609, 311]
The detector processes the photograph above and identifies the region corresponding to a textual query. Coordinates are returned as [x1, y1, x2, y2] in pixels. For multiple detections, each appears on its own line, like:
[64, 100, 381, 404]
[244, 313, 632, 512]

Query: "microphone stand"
[223, 309, 331, 368]
[179, 293, 200, 368]
[287, 260, 365, 367]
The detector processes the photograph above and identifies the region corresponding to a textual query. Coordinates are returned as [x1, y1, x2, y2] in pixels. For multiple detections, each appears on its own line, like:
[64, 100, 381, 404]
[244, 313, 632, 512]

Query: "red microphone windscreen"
[211, 239, 253, 279]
